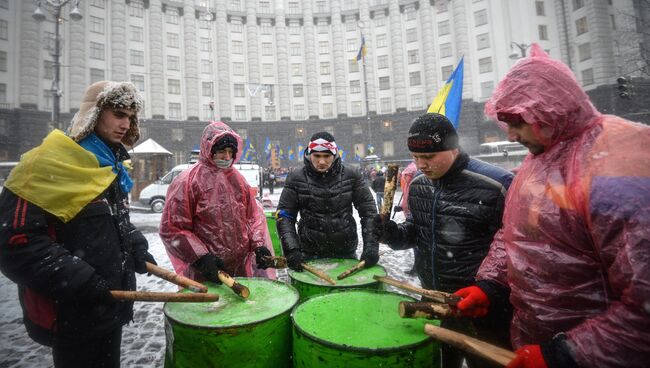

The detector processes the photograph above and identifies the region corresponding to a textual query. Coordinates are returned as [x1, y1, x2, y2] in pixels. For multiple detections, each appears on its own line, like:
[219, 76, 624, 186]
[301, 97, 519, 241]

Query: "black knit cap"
[211, 134, 238, 156]
[407, 113, 459, 153]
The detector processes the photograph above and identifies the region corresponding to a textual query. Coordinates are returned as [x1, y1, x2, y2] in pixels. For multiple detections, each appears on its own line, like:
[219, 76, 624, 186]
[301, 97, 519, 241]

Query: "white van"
[138, 163, 261, 212]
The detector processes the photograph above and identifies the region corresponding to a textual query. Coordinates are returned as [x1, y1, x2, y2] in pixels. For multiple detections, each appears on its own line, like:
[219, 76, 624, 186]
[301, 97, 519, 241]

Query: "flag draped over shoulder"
[428, 57, 464, 128]
[356, 35, 367, 61]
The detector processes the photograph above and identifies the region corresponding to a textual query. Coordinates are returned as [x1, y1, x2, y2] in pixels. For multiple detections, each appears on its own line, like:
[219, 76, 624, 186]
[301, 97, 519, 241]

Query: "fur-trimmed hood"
[68, 81, 144, 147]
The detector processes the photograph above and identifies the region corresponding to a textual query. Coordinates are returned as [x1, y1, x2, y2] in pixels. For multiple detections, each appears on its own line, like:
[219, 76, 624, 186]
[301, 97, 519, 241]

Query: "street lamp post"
[509, 42, 531, 60]
[33, 0, 83, 131]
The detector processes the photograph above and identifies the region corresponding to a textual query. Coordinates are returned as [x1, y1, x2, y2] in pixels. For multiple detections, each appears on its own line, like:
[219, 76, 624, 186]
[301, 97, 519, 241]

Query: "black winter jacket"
[371, 175, 386, 193]
[385, 152, 513, 292]
[276, 156, 378, 259]
[0, 145, 147, 346]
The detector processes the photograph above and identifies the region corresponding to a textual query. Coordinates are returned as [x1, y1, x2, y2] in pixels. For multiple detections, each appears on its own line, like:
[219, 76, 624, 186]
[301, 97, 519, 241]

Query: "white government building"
[0, 0, 647, 122]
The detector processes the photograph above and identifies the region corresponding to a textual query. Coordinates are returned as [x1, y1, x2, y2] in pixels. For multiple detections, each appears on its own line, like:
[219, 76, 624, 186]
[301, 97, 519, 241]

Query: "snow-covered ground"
[0, 189, 420, 367]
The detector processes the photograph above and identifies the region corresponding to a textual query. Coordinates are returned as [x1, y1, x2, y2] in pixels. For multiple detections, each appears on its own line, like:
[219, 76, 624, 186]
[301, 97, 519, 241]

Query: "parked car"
[138, 163, 261, 213]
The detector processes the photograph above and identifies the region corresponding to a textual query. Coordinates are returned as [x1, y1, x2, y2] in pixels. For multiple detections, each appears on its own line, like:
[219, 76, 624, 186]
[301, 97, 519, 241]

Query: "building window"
[265, 106, 276, 120]
[377, 55, 389, 69]
[374, 15, 386, 27]
[167, 33, 179, 48]
[90, 68, 105, 84]
[441, 65, 453, 80]
[288, 20, 300, 34]
[322, 103, 333, 118]
[90, 0, 105, 8]
[131, 26, 143, 42]
[440, 43, 452, 58]
[581, 68, 594, 86]
[44, 60, 53, 78]
[234, 84, 245, 97]
[319, 41, 329, 54]
[379, 76, 390, 90]
[538, 25, 548, 40]
[291, 63, 302, 76]
[167, 55, 180, 70]
[476, 33, 490, 50]
[383, 141, 394, 157]
[474, 9, 487, 26]
[199, 20, 211, 29]
[232, 62, 244, 75]
[321, 82, 332, 96]
[44, 31, 55, 50]
[171, 128, 183, 141]
[346, 19, 357, 31]
[572, 0, 584, 11]
[234, 105, 247, 120]
[294, 104, 305, 120]
[317, 20, 329, 34]
[480, 81, 494, 99]
[409, 71, 421, 86]
[438, 20, 450, 36]
[90, 42, 105, 60]
[349, 59, 359, 73]
[232, 40, 243, 54]
[262, 42, 273, 55]
[200, 38, 212, 52]
[376, 34, 387, 48]
[406, 28, 417, 43]
[0, 51, 6, 72]
[202, 59, 212, 73]
[347, 38, 357, 52]
[479, 57, 492, 73]
[578, 42, 591, 61]
[231, 19, 243, 33]
[131, 74, 145, 91]
[436, 0, 447, 13]
[576, 17, 588, 35]
[90, 16, 104, 34]
[411, 93, 423, 109]
[350, 80, 361, 94]
[408, 49, 419, 64]
[169, 103, 182, 119]
[202, 82, 213, 97]
[129, 2, 144, 18]
[290, 43, 301, 56]
[43, 89, 52, 111]
[536, 1, 545, 16]
[262, 63, 274, 77]
[610, 14, 616, 30]
[260, 20, 273, 34]
[230, 0, 242, 11]
[259, 0, 271, 13]
[320, 62, 330, 75]
[293, 84, 303, 97]
[351, 101, 362, 116]
[380, 97, 391, 113]
[168, 79, 181, 94]
[287, 1, 300, 14]
[166, 9, 179, 24]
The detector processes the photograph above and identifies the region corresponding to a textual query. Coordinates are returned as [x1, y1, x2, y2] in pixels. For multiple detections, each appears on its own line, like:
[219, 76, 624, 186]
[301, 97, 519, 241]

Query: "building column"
[215, 0, 230, 120]
[68, 0, 87, 111]
[302, 1, 318, 119]
[148, 0, 165, 119]
[420, 3, 438, 103]
[452, 0, 472, 100]
[331, 0, 348, 117]
[110, 0, 127, 81]
[358, 0, 376, 114]
[389, 0, 406, 111]
[183, 4, 200, 120]
[246, 0, 261, 121]
[275, 9, 291, 120]
[19, 3, 40, 109]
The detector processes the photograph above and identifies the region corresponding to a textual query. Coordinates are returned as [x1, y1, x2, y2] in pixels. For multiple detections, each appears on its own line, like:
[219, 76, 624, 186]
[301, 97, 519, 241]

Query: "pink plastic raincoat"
[478, 45, 650, 367]
[399, 162, 418, 217]
[160, 121, 275, 280]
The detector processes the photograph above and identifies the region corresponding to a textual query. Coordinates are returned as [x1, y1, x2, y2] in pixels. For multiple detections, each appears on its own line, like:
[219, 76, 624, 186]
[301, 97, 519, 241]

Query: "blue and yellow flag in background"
[288, 145, 295, 161]
[264, 137, 272, 161]
[297, 142, 305, 159]
[427, 57, 464, 128]
[354, 146, 362, 161]
[356, 35, 367, 61]
[242, 138, 257, 161]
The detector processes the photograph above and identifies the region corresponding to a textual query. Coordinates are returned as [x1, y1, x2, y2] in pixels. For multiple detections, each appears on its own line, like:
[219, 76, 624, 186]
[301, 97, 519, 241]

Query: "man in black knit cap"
[374, 113, 514, 368]
[275, 131, 379, 271]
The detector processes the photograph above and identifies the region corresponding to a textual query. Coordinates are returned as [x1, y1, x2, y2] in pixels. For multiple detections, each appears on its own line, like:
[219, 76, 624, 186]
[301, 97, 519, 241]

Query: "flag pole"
[358, 22, 372, 153]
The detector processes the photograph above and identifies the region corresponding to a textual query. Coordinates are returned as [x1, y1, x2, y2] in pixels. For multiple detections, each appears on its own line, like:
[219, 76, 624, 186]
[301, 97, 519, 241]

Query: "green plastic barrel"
[264, 211, 283, 256]
[292, 289, 440, 367]
[164, 279, 299, 368]
[288, 258, 387, 301]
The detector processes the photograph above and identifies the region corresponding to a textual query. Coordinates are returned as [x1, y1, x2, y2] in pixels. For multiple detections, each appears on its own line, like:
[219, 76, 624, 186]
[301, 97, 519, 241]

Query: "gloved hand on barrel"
[192, 253, 225, 284]
[286, 249, 304, 271]
[372, 214, 398, 243]
[360, 246, 379, 267]
[254, 246, 273, 269]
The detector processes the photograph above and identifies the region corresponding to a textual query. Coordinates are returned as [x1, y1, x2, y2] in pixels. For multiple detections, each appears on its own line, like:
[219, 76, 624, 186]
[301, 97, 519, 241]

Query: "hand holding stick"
[217, 271, 250, 299]
[262, 255, 288, 269]
[399, 301, 452, 319]
[424, 324, 515, 367]
[301, 263, 337, 285]
[145, 262, 208, 293]
[373, 275, 461, 305]
[110, 290, 219, 303]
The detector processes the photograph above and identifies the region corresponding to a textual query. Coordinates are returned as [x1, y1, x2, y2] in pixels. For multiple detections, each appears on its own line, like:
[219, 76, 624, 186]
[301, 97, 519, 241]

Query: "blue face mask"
[214, 158, 233, 168]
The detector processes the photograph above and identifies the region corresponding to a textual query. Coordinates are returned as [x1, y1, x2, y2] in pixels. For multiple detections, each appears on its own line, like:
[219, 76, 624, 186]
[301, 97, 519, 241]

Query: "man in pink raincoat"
[453, 45, 650, 367]
[159, 121, 275, 283]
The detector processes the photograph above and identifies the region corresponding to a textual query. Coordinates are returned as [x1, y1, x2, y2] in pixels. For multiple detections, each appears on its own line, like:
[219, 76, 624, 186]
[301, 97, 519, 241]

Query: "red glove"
[507, 345, 548, 368]
[453, 286, 489, 317]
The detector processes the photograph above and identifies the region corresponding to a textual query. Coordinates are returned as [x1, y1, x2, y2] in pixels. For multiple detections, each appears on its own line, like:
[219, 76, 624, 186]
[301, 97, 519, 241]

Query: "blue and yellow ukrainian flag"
[264, 137, 272, 161]
[297, 142, 305, 158]
[288, 146, 295, 161]
[428, 57, 464, 128]
[356, 36, 367, 62]
[354, 146, 362, 161]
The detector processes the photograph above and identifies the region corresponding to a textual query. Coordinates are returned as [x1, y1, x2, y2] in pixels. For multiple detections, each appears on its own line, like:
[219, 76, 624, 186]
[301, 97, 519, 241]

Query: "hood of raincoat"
[159, 121, 275, 280]
[484, 44, 601, 150]
[477, 44, 650, 368]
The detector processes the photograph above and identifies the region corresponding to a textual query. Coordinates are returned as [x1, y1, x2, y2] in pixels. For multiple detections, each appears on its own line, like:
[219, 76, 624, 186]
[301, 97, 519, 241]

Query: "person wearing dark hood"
[159, 121, 276, 283]
[371, 170, 386, 211]
[275, 132, 379, 271]
[0, 81, 157, 368]
[453, 45, 650, 368]
[374, 113, 513, 368]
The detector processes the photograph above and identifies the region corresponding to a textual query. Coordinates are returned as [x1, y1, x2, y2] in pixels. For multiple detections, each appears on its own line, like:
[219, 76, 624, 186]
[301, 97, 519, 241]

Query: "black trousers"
[52, 327, 123, 368]
[440, 317, 511, 368]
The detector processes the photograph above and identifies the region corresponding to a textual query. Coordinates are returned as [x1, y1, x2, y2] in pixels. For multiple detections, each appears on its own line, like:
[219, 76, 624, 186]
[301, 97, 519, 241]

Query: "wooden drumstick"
[381, 164, 400, 220]
[217, 271, 251, 299]
[301, 263, 337, 285]
[145, 262, 208, 293]
[263, 255, 288, 269]
[424, 324, 515, 367]
[373, 275, 461, 305]
[336, 260, 365, 280]
[110, 290, 219, 303]
[399, 301, 452, 319]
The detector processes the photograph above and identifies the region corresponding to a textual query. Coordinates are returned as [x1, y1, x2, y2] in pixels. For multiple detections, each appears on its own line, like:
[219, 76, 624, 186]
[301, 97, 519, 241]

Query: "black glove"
[372, 214, 398, 243]
[254, 246, 273, 269]
[77, 274, 115, 305]
[286, 249, 304, 271]
[133, 250, 157, 274]
[192, 254, 224, 284]
[360, 247, 379, 267]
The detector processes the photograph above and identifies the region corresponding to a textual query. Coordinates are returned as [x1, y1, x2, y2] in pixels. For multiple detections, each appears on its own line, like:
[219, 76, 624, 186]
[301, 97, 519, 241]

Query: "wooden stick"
[399, 301, 452, 319]
[301, 263, 337, 285]
[373, 275, 461, 305]
[424, 324, 515, 367]
[110, 290, 219, 303]
[336, 260, 365, 280]
[263, 255, 288, 269]
[217, 271, 250, 299]
[381, 164, 400, 219]
[146, 262, 208, 293]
